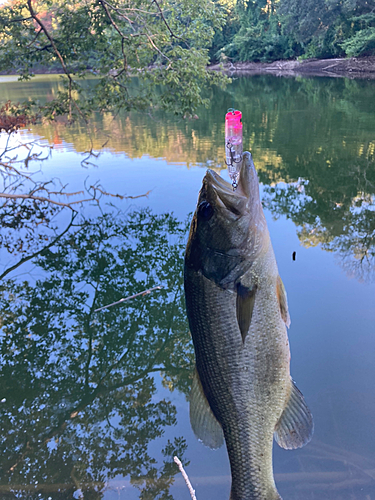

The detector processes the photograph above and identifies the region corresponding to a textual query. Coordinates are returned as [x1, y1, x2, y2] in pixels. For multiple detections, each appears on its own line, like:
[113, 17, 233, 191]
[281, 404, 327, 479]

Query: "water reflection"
[0, 209, 193, 499]
[262, 142, 375, 282]
[2, 75, 374, 281]
[1, 74, 375, 499]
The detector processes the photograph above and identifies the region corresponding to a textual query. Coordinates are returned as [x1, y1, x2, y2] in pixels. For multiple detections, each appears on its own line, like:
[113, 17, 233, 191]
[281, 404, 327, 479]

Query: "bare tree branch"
[92, 186, 151, 200]
[26, 1, 69, 79]
[27, 28, 43, 48]
[26, 0, 86, 122]
[100, 0, 135, 31]
[98, 0, 171, 63]
[94, 286, 163, 312]
[7, 16, 33, 23]
[0, 192, 96, 210]
[152, 0, 180, 39]
[98, 0, 130, 40]
[0, 211, 77, 280]
[174, 456, 197, 500]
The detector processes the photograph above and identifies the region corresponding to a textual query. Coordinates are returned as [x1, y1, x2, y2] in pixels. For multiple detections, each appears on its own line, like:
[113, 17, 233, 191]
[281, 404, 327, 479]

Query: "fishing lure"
[225, 109, 243, 190]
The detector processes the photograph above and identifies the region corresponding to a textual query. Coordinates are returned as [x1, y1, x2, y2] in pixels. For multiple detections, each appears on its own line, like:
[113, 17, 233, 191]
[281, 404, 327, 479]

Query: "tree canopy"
[211, 0, 375, 62]
[0, 0, 227, 120]
[1, 0, 375, 123]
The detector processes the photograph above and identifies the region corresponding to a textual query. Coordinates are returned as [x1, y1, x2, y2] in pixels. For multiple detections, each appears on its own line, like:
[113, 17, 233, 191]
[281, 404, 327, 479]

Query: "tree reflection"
[0, 209, 193, 499]
[263, 141, 375, 282]
[20, 75, 375, 281]
[217, 78, 375, 282]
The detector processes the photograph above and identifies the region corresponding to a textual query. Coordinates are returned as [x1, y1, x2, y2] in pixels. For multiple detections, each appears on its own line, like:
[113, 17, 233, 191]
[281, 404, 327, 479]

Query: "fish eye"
[198, 201, 214, 221]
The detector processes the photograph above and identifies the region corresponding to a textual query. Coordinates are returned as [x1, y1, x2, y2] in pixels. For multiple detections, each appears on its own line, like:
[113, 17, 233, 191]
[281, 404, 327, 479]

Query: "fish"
[184, 151, 313, 500]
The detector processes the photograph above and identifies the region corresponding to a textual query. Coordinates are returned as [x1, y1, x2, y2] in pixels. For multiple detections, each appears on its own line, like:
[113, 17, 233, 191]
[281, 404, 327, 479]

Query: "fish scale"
[185, 251, 287, 499]
[184, 152, 313, 500]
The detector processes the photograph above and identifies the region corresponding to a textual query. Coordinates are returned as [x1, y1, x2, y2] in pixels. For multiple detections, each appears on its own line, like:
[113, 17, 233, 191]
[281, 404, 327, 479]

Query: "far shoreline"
[209, 56, 375, 80]
[2, 56, 375, 81]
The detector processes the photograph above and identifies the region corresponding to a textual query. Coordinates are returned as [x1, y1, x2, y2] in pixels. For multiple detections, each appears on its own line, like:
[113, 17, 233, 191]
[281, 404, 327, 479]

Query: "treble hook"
[225, 141, 242, 190]
[224, 142, 242, 167]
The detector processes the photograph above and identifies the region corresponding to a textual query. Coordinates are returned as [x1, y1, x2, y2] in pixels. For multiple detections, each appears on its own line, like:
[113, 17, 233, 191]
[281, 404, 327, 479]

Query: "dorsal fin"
[274, 378, 314, 449]
[236, 283, 257, 342]
[276, 275, 290, 328]
[189, 368, 224, 449]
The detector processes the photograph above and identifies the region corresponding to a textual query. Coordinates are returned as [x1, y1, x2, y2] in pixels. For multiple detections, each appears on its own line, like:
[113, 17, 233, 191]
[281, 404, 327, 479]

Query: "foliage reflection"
[5, 75, 373, 280]
[0, 209, 193, 499]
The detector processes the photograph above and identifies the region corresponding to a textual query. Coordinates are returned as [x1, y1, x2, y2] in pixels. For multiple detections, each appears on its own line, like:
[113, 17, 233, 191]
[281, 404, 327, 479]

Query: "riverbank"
[3, 56, 375, 80]
[209, 56, 375, 79]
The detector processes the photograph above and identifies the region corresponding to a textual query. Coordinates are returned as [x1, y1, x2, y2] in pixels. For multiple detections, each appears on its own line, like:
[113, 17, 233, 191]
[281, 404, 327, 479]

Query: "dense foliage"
[211, 0, 375, 62]
[0, 0, 227, 119]
[0, 0, 374, 121]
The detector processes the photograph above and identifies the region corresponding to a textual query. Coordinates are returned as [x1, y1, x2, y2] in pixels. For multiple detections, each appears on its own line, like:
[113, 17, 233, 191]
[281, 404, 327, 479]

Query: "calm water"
[0, 74, 374, 500]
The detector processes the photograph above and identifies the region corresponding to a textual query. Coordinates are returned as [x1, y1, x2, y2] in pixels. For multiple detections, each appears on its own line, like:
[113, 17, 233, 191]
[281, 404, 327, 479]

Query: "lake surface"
[0, 74, 374, 500]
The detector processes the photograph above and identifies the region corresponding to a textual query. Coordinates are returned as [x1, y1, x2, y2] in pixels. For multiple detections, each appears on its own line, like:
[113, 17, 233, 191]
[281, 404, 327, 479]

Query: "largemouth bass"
[184, 152, 313, 500]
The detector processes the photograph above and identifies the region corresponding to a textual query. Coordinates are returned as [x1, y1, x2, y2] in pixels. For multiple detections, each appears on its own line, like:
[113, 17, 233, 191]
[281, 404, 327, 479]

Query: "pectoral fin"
[276, 275, 290, 328]
[189, 367, 224, 449]
[236, 283, 257, 342]
[274, 378, 314, 450]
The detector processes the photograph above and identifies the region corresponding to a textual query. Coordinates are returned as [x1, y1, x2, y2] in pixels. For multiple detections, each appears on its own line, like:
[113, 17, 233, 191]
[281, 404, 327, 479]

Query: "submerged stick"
[174, 456, 197, 500]
[94, 286, 163, 312]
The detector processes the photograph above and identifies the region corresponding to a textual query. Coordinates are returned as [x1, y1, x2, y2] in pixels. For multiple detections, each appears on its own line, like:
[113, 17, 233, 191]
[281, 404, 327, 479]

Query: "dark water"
[0, 74, 374, 499]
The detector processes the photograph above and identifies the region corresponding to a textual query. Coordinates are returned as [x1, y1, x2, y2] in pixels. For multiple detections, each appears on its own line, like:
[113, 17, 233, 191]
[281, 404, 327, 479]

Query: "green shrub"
[341, 27, 375, 56]
[224, 27, 300, 62]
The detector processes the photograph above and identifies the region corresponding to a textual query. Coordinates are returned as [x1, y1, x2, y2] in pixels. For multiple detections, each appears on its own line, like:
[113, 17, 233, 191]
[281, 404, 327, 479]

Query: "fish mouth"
[203, 152, 259, 217]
